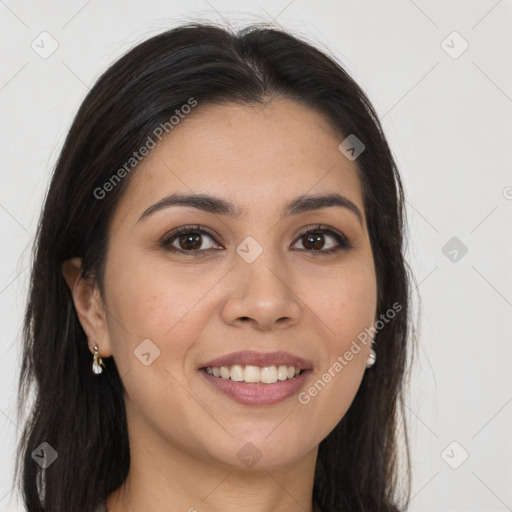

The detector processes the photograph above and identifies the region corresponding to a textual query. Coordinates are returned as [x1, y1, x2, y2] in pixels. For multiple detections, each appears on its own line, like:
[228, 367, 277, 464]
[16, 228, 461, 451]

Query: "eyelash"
[160, 224, 352, 256]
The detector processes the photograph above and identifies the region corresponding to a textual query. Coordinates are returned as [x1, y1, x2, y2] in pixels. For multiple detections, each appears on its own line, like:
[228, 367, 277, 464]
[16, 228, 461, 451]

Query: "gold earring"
[92, 344, 105, 374]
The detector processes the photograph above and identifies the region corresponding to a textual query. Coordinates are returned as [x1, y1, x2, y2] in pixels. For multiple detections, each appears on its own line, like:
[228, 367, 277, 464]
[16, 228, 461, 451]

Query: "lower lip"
[200, 369, 310, 405]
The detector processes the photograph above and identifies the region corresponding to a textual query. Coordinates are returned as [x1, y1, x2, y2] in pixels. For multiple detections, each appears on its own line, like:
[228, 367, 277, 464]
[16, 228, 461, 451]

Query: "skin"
[63, 97, 378, 512]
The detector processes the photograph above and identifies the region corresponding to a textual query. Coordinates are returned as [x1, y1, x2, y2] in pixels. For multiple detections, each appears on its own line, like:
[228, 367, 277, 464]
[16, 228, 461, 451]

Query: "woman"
[16, 22, 412, 512]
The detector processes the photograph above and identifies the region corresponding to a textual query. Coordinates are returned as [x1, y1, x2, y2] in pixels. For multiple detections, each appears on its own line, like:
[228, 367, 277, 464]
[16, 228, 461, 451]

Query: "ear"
[62, 257, 113, 358]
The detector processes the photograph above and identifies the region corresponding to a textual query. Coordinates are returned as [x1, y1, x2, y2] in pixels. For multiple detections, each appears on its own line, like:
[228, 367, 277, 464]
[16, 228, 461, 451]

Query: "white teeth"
[205, 364, 303, 384]
[230, 364, 244, 381]
[244, 365, 260, 383]
[260, 366, 278, 384]
[277, 365, 288, 380]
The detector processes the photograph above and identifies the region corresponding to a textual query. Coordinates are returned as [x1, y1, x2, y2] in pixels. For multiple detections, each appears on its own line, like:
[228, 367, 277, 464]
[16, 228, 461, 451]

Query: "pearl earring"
[366, 347, 376, 368]
[92, 344, 105, 374]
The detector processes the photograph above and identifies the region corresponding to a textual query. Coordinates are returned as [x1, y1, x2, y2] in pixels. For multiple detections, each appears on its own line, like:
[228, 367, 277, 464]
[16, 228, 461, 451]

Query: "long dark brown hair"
[16, 22, 413, 511]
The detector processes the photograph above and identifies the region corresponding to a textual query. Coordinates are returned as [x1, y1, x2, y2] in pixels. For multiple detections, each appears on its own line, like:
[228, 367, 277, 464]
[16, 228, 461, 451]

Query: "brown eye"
[301, 232, 326, 251]
[292, 226, 351, 254]
[162, 225, 222, 253]
[176, 232, 203, 250]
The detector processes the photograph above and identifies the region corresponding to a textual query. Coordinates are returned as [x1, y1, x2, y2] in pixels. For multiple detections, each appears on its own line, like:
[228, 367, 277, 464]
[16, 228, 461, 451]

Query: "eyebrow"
[136, 192, 364, 225]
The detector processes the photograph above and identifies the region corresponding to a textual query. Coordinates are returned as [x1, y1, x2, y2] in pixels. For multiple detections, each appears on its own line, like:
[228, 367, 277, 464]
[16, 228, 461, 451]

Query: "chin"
[202, 430, 313, 471]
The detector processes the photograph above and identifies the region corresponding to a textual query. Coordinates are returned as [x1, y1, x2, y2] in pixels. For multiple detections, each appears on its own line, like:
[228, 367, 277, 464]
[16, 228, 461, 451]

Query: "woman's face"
[96, 98, 377, 470]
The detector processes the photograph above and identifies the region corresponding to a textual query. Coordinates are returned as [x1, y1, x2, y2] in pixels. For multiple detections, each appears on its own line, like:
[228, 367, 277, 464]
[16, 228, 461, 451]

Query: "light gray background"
[1, 1, 511, 511]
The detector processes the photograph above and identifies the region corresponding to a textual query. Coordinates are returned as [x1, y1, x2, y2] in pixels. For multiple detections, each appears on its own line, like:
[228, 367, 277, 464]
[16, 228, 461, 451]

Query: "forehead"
[112, 98, 365, 225]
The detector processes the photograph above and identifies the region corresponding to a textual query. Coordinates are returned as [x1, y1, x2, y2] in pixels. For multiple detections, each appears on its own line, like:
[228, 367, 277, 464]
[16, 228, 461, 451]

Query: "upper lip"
[200, 350, 313, 370]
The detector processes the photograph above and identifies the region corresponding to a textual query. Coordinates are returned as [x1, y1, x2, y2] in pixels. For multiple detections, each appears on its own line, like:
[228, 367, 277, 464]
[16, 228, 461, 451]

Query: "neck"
[107, 457, 318, 512]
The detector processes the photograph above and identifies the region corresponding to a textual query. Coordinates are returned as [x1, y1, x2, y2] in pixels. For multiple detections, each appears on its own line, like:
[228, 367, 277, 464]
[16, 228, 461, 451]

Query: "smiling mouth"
[202, 364, 304, 384]
[198, 350, 312, 405]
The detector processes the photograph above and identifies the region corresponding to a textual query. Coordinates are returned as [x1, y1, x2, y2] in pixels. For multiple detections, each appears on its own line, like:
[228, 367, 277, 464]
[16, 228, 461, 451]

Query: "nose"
[220, 245, 302, 332]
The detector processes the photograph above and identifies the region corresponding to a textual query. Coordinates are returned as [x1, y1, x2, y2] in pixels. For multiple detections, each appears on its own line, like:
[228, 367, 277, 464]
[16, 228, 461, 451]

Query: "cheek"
[101, 250, 214, 378]
[104, 247, 215, 335]
[306, 257, 378, 347]
[296, 258, 377, 430]
[100, 256, 215, 426]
